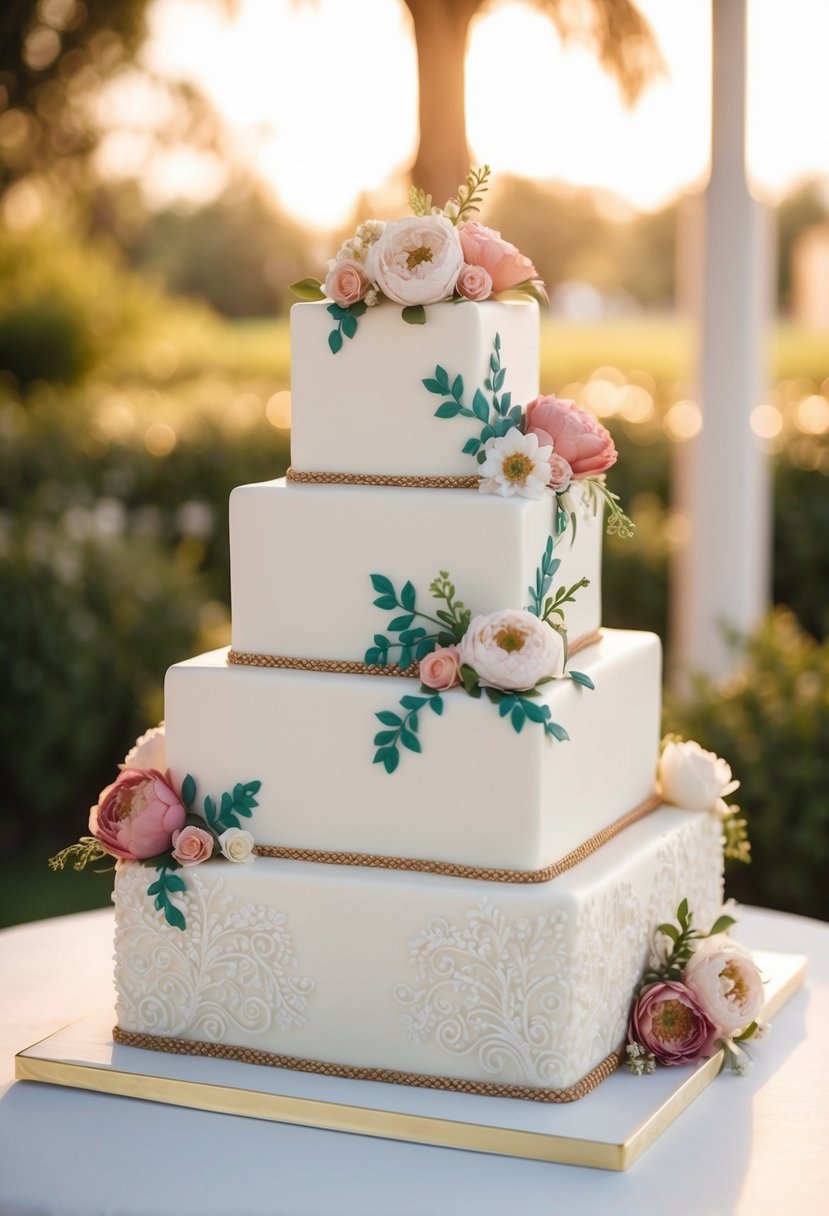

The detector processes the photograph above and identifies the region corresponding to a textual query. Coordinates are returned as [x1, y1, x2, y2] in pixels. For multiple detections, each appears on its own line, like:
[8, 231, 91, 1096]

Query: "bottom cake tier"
[113, 805, 724, 1101]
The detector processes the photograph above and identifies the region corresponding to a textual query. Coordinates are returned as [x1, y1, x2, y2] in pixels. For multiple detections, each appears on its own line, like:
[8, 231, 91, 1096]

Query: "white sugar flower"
[366, 215, 463, 305]
[121, 724, 165, 773]
[478, 428, 553, 499]
[458, 609, 565, 692]
[659, 739, 740, 814]
[218, 827, 255, 863]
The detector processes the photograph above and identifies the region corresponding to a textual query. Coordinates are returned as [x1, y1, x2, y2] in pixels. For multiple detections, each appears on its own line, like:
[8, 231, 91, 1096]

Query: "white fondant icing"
[229, 478, 602, 660]
[163, 630, 661, 873]
[290, 299, 540, 478]
[113, 807, 724, 1090]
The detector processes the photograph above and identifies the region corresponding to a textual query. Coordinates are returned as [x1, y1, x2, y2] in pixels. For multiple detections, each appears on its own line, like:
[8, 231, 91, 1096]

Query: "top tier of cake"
[290, 299, 539, 478]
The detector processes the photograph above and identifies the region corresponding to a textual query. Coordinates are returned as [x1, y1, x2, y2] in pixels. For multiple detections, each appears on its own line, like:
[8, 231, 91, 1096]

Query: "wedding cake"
[54, 170, 758, 1101]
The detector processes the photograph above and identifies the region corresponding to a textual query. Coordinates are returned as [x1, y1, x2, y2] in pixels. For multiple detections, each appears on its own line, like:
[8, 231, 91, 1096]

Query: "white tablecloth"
[1, 905, 828, 1215]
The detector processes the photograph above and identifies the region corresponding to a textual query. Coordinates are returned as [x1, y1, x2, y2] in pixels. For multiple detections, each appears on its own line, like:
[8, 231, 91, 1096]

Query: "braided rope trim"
[253, 792, 662, 883]
[228, 629, 603, 679]
[112, 1026, 621, 1103]
[287, 467, 479, 489]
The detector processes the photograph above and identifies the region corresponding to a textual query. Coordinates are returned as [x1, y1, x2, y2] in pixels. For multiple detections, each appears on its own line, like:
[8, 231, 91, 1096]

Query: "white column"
[672, 0, 772, 681]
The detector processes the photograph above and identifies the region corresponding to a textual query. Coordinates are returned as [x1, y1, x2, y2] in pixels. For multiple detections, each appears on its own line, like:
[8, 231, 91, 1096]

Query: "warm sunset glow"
[97, 0, 829, 230]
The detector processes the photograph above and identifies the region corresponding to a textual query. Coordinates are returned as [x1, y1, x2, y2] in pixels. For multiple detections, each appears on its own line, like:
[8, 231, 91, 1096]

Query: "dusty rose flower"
[525, 395, 618, 478]
[685, 938, 764, 1037]
[459, 222, 537, 293]
[419, 645, 462, 691]
[659, 740, 740, 814]
[456, 263, 493, 301]
[324, 259, 371, 308]
[548, 453, 573, 492]
[89, 768, 186, 861]
[171, 824, 214, 866]
[366, 215, 463, 305]
[459, 609, 565, 692]
[120, 724, 165, 773]
[218, 827, 255, 863]
[629, 980, 719, 1066]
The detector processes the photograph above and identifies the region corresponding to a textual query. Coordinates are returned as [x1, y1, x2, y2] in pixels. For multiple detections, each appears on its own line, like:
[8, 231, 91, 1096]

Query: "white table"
[1, 905, 828, 1215]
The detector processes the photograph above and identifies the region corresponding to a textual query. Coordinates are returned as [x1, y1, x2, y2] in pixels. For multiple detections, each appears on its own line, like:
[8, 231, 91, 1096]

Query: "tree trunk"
[404, 0, 482, 204]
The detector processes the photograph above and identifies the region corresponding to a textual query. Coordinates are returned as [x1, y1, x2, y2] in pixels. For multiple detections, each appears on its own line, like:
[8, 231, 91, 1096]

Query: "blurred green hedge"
[666, 611, 829, 921]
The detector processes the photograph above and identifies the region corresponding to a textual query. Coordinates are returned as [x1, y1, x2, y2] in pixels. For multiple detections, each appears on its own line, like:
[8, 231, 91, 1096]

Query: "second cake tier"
[165, 629, 661, 874]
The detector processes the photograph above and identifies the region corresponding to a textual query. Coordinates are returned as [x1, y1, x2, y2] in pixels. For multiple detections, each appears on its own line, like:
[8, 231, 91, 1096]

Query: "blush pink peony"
[89, 768, 186, 861]
[629, 980, 719, 1066]
[458, 609, 565, 692]
[171, 824, 214, 866]
[456, 263, 493, 301]
[419, 645, 462, 691]
[684, 938, 764, 1037]
[324, 259, 371, 308]
[366, 215, 463, 306]
[459, 222, 537, 293]
[525, 395, 618, 478]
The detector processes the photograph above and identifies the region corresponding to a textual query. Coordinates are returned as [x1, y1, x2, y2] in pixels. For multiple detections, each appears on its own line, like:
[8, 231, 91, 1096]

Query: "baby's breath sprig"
[408, 185, 433, 217]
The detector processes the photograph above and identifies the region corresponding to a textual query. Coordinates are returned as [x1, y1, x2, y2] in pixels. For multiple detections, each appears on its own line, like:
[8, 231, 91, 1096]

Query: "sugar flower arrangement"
[424, 331, 634, 538]
[626, 899, 765, 1076]
[49, 725, 260, 930]
[290, 165, 546, 351]
[366, 536, 594, 773]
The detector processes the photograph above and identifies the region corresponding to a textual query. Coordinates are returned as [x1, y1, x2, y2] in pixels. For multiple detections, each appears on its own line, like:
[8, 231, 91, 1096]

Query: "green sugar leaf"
[480, 425, 494, 442]
[460, 664, 480, 696]
[493, 367, 506, 391]
[400, 728, 421, 753]
[399, 627, 426, 644]
[707, 915, 738, 937]
[546, 721, 570, 743]
[429, 695, 444, 716]
[416, 637, 438, 660]
[493, 416, 514, 438]
[398, 647, 413, 669]
[521, 699, 547, 723]
[494, 332, 501, 351]
[472, 388, 489, 423]
[341, 311, 358, 339]
[328, 328, 343, 354]
[383, 749, 399, 775]
[289, 276, 326, 301]
[451, 374, 464, 401]
[502, 392, 513, 412]
[511, 705, 525, 733]
[371, 574, 395, 595]
[402, 305, 426, 325]
[181, 773, 196, 808]
[164, 903, 186, 931]
[401, 581, 416, 611]
[401, 695, 426, 711]
[389, 614, 415, 631]
[373, 730, 397, 746]
[164, 872, 186, 892]
[376, 710, 403, 727]
[364, 647, 380, 665]
[435, 401, 461, 419]
[203, 794, 217, 826]
[351, 301, 368, 318]
[373, 595, 397, 611]
[498, 697, 513, 718]
[326, 302, 347, 319]
[569, 671, 595, 690]
[489, 352, 498, 373]
[462, 438, 481, 455]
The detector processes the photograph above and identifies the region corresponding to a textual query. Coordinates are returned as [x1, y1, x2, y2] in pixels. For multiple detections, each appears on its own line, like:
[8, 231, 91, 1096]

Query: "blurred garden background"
[1, 0, 828, 927]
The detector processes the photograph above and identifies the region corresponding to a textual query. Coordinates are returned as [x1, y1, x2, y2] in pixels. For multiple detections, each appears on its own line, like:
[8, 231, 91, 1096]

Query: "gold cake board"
[16, 949, 806, 1172]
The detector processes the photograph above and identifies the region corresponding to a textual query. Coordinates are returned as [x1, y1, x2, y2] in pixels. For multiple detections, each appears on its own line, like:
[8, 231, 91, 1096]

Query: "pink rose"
[324, 259, 371, 308]
[171, 824, 214, 866]
[525, 395, 618, 478]
[629, 980, 719, 1066]
[459, 222, 537, 293]
[548, 453, 573, 492]
[419, 645, 462, 691]
[89, 768, 186, 861]
[456, 263, 493, 301]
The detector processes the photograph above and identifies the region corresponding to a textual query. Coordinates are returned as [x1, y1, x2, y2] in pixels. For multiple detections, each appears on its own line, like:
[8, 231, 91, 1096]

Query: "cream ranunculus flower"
[366, 215, 463, 305]
[684, 936, 765, 1037]
[478, 428, 553, 499]
[458, 609, 565, 692]
[218, 827, 255, 863]
[120, 724, 165, 773]
[658, 739, 740, 813]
